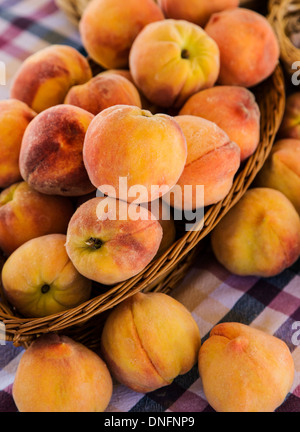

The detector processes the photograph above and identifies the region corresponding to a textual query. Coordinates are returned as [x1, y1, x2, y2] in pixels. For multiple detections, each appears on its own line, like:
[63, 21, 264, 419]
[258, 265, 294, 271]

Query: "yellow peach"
[0, 99, 36, 189]
[13, 333, 113, 412]
[211, 188, 300, 277]
[64, 71, 142, 115]
[199, 322, 295, 412]
[205, 8, 280, 87]
[255, 139, 300, 215]
[10, 45, 92, 113]
[79, 0, 164, 69]
[129, 19, 220, 108]
[65, 197, 163, 285]
[83, 105, 187, 204]
[179, 86, 260, 161]
[1, 234, 92, 318]
[0, 182, 74, 256]
[158, 0, 239, 27]
[101, 292, 201, 392]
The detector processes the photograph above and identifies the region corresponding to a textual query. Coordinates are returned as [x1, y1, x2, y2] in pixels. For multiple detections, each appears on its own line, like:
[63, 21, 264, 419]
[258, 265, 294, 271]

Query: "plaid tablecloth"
[0, 0, 300, 414]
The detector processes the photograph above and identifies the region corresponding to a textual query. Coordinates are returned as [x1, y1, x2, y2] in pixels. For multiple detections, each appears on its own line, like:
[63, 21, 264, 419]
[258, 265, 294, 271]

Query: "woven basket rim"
[268, 0, 300, 75]
[0, 63, 286, 347]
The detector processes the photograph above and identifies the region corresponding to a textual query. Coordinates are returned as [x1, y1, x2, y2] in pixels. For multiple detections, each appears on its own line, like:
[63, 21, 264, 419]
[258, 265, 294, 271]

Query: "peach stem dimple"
[181, 49, 190, 59]
[85, 237, 103, 250]
[41, 284, 50, 294]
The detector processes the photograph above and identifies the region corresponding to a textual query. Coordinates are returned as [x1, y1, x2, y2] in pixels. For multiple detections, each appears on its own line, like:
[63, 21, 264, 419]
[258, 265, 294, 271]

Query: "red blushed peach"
[83, 105, 187, 204]
[79, 0, 164, 69]
[65, 197, 163, 285]
[278, 93, 300, 140]
[10, 45, 92, 113]
[1, 234, 92, 318]
[179, 86, 261, 161]
[199, 322, 295, 412]
[64, 72, 142, 115]
[158, 0, 239, 27]
[205, 8, 280, 87]
[163, 115, 240, 210]
[13, 334, 113, 412]
[0, 99, 36, 189]
[19, 104, 95, 197]
[0, 181, 74, 256]
[101, 292, 201, 393]
[129, 19, 220, 108]
[211, 188, 300, 277]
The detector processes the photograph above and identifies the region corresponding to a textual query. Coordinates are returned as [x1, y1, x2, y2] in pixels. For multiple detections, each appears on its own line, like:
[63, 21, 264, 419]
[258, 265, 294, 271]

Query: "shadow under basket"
[0, 64, 286, 350]
[268, 0, 300, 77]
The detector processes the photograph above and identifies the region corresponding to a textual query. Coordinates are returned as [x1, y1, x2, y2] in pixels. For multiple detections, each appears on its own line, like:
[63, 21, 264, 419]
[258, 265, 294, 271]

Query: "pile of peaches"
[0, 0, 300, 413]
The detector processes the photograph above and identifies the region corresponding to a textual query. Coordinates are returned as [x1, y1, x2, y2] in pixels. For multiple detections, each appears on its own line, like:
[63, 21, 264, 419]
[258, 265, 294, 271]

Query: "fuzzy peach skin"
[79, 0, 164, 69]
[211, 188, 300, 277]
[10, 45, 92, 113]
[129, 19, 220, 108]
[13, 333, 113, 412]
[19, 104, 95, 197]
[98, 69, 163, 114]
[0, 99, 36, 189]
[0, 181, 74, 256]
[101, 292, 201, 393]
[64, 72, 142, 115]
[1, 234, 92, 318]
[198, 322, 295, 412]
[205, 8, 280, 87]
[179, 86, 260, 161]
[83, 105, 187, 204]
[163, 115, 240, 210]
[66, 196, 163, 285]
[255, 139, 300, 214]
[158, 0, 239, 27]
[278, 93, 300, 139]
[141, 198, 176, 257]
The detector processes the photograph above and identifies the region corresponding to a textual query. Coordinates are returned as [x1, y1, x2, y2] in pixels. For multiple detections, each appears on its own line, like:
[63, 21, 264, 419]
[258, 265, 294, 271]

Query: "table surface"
[0, 0, 300, 413]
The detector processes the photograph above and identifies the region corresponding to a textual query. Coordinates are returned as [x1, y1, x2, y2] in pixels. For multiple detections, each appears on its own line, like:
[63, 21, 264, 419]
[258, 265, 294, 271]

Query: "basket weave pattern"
[268, 0, 300, 76]
[0, 62, 286, 349]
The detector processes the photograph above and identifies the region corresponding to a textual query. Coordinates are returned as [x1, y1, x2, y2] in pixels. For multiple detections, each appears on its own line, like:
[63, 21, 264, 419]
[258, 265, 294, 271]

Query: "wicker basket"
[0, 61, 285, 350]
[268, 0, 300, 77]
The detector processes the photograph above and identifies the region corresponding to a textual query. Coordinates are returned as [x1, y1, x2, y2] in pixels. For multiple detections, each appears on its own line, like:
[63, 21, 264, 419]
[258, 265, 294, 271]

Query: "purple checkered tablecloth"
[0, 0, 300, 414]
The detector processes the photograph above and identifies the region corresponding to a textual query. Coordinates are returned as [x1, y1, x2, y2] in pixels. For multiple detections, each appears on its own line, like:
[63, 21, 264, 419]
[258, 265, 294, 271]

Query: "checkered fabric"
[0, 0, 300, 413]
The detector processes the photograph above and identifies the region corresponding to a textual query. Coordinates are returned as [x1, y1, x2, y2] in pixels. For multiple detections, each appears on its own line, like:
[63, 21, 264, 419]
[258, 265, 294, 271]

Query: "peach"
[179, 86, 261, 161]
[211, 188, 300, 277]
[278, 93, 300, 140]
[205, 8, 280, 87]
[101, 292, 201, 393]
[198, 322, 295, 412]
[83, 105, 187, 204]
[64, 72, 142, 115]
[255, 139, 300, 214]
[129, 19, 220, 108]
[0, 181, 74, 256]
[10, 45, 92, 113]
[13, 333, 113, 412]
[65, 196, 163, 285]
[1, 234, 92, 318]
[163, 115, 240, 210]
[141, 198, 176, 257]
[19, 104, 95, 197]
[0, 99, 36, 189]
[79, 0, 164, 69]
[99, 69, 163, 114]
[158, 0, 239, 28]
